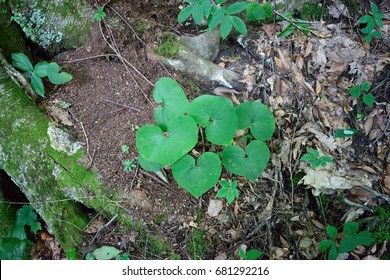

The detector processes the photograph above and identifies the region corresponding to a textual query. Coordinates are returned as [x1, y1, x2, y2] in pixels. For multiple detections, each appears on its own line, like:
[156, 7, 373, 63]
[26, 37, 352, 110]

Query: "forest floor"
[31, 0, 390, 259]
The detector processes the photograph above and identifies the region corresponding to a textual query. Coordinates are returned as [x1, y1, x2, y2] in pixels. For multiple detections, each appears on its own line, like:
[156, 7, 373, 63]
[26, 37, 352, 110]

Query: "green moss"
[154, 213, 168, 224]
[186, 228, 209, 260]
[300, 3, 328, 21]
[155, 34, 180, 58]
[134, 19, 149, 35]
[368, 206, 390, 244]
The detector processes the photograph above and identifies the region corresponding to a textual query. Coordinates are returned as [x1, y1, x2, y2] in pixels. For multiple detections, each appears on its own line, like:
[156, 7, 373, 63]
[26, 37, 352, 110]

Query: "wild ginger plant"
[136, 77, 275, 198]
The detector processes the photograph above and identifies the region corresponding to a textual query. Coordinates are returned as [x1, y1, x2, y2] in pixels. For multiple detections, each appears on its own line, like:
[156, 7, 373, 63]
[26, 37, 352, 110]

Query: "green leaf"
[178, 5, 194, 23]
[153, 77, 189, 130]
[349, 85, 361, 98]
[326, 225, 338, 240]
[92, 246, 121, 260]
[0, 237, 29, 260]
[31, 72, 45, 97]
[46, 62, 73, 84]
[370, 3, 379, 14]
[201, 0, 212, 17]
[365, 33, 372, 43]
[245, 2, 260, 21]
[226, 1, 250, 15]
[172, 152, 222, 198]
[319, 239, 333, 252]
[216, 180, 239, 204]
[244, 249, 264, 260]
[136, 116, 198, 166]
[192, 4, 204, 25]
[278, 24, 296, 38]
[355, 231, 375, 246]
[8, 225, 27, 240]
[358, 15, 372, 24]
[328, 244, 339, 260]
[361, 81, 371, 92]
[235, 101, 275, 141]
[343, 221, 359, 236]
[33, 61, 49, 77]
[16, 205, 37, 227]
[262, 2, 273, 18]
[220, 16, 233, 39]
[208, 7, 225, 30]
[187, 95, 237, 145]
[362, 93, 374, 107]
[85, 253, 95, 260]
[138, 154, 164, 172]
[321, 156, 333, 163]
[335, 128, 357, 138]
[222, 140, 270, 181]
[232, 16, 247, 35]
[360, 19, 375, 34]
[30, 221, 41, 234]
[339, 237, 357, 253]
[12, 53, 33, 72]
[371, 30, 382, 38]
[252, 6, 266, 20]
[300, 153, 316, 162]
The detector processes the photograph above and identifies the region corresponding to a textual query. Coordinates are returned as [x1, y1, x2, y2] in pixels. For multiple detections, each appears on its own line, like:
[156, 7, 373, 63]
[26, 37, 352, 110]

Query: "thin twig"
[274, 11, 317, 37]
[59, 54, 117, 64]
[139, 169, 170, 189]
[80, 121, 92, 164]
[88, 214, 118, 245]
[104, 99, 141, 112]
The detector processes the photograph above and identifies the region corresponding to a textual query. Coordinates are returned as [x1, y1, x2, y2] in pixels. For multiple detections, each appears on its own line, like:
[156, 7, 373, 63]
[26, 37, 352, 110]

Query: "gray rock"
[179, 29, 221, 61]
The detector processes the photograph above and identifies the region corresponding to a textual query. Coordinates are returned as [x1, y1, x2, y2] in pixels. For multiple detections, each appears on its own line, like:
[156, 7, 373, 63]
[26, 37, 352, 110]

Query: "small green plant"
[93, 6, 106, 22]
[136, 77, 275, 198]
[319, 222, 375, 260]
[349, 81, 374, 107]
[367, 206, 390, 244]
[11, 53, 72, 97]
[239, 248, 264, 260]
[122, 159, 137, 173]
[178, 1, 273, 39]
[122, 144, 130, 154]
[300, 148, 333, 169]
[335, 128, 358, 138]
[0, 205, 42, 260]
[357, 3, 384, 43]
[277, 12, 312, 37]
[85, 246, 129, 260]
[216, 180, 239, 204]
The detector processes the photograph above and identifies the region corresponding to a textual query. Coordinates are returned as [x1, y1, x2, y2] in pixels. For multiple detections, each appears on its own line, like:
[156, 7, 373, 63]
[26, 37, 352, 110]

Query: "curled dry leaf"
[384, 176, 390, 195]
[304, 40, 313, 58]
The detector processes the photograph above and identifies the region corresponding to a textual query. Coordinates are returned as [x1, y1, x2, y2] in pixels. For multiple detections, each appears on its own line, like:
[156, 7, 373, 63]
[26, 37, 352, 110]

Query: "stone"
[179, 29, 221, 61]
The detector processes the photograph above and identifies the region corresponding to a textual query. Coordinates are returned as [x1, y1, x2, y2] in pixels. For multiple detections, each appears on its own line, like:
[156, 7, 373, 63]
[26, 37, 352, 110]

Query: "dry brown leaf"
[316, 80, 321, 94]
[364, 115, 375, 135]
[386, 164, 390, 176]
[296, 55, 304, 70]
[262, 24, 275, 39]
[304, 40, 313, 58]
[276, 48, 291, 71]
[311, 219, 325, 230]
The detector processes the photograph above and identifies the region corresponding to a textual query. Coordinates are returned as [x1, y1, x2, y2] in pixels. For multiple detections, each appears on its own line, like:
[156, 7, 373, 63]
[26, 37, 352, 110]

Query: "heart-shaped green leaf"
[153, 77, 189, 130]
[47, 62, 72, 84]
[187, 95, 237, 145]
[222, 140, 270, 181]
[172, 152, 222, 198]
[236, 101, 275, 141]
[136, 116, 198, 166]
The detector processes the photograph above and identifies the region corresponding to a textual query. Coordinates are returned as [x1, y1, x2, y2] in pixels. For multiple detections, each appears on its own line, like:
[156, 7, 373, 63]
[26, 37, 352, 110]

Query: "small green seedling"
[277, 12, 312, 37]
[122, 144, 130, 154]
[136, 77, 275, 198]
[0, 205, 42, 260]
[357, 3, 384, 43]
[335, 128, 358, 138]
[216, 180, 239, 204]
[85, 246, 128, 260]
[12, 53, 72, 97]
[319, 222, 375, 260]
[93, 6, 106, 22]
[301, 148, 333, 169]
[239, 248, 264, 260]
[122, 159, 136, 173]
[349, 81, 374, 107]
